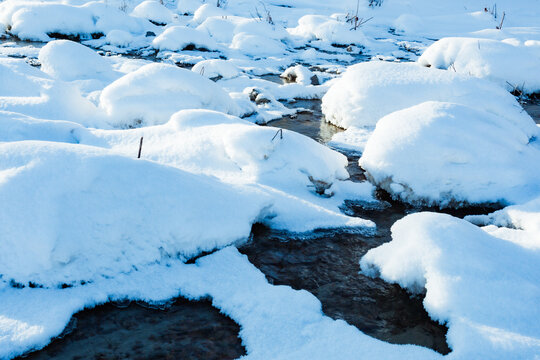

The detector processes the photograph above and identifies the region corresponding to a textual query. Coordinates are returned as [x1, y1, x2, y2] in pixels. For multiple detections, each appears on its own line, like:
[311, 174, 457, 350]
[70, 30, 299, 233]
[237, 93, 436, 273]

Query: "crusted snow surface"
[361, 212, 540, 359]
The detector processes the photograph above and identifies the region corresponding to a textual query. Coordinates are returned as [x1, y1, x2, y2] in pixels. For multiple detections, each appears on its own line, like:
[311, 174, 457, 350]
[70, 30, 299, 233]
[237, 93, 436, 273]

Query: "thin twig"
[138, 137, 143, 158]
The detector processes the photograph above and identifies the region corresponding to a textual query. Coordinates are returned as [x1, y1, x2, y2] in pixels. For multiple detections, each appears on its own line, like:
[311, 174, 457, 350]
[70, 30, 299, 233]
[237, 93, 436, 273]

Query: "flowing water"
[12, 58, 538, 359]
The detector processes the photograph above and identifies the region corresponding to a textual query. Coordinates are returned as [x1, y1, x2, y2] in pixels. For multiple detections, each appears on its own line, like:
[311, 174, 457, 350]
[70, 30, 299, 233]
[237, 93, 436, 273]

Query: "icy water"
[16, 299, 245, 360]
[15, 73, 536, 359]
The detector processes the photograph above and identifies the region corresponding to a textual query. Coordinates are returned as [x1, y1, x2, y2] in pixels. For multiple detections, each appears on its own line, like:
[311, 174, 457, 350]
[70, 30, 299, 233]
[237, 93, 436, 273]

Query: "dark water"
[523, 99, 540, 124]
[12, 68, 537, 359]
[17, 299, 245, 360]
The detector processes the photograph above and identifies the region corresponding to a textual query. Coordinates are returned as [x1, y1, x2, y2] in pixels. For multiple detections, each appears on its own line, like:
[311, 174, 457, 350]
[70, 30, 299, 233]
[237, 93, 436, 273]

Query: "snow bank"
[131, 0, 173, 25]
[281, 65, 318, 85]
[359, 101, 540, 206]
[466, 196, 540, 250]
[0, 57, 104, 127]
[191, 59, 241, 79]
[152, 25, 219, 52]
[321, 61, 531, 130]
[38, 40, 117, 82]
[88, 109, 374, 232]
[0, 140, 268, 287]
[289, 14, 369, 46]
[0, 247, 438, 360]
[99, 63, 241, 127]
[418, 37, 540, 94]
[0, 1, 149, 41]
[0, 111, 90, 143]
[177, 0, 203, 15]
[361, 212, 540, 358]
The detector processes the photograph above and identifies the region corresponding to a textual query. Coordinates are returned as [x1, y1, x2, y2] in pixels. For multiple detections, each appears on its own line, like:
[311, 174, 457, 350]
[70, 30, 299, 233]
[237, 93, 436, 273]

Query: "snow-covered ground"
[1, 0, 540, 359]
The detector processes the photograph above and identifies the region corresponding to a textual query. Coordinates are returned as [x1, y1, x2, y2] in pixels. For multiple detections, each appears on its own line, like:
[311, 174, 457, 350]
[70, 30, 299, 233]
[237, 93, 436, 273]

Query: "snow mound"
[0, 247, 438, 360]
[230, 32, 286, 56]
[321, 61, 531, 130]
[0, 111, 91, 143]
[418, 37, 540, 94]
[131, 0, 173, 25]
[281, 65, 318, 85]
[466, 195, 540, 250]
[88, 109, 374, 232]
[38, 40, 117, 82]
[192, 3, 228, 24]
[152, 25, 219, 51]
[361, 212, 540, 358]
[177, 0, 203, 15]
[359, 101, 540, 206]
[191, 59, 241, 79]
[0, 140, 267, 287]
[98, 63, 241, 127]
[289, 14, 369, 46]
[0, 1, 149, 41]
[0, 57, 104, 127]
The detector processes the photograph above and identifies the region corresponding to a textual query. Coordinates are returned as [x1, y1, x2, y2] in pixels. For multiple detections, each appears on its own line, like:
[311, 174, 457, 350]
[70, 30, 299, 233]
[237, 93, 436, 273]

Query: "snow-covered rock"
[0, 1, 149, 41]
[359, 101, 540, 206]
[289, 14, 369, 46]
[321, 61, 534, 130]
[98, 63, 241, 127]
[361, 212, 540, 359]
[152, 25, 219, 51]
[418, 37, 540, 94]
[38, 40, 117, 82]
[191, 59, 241, 79]
[131, 0, 174, 25]
[281, 65, 318, 85]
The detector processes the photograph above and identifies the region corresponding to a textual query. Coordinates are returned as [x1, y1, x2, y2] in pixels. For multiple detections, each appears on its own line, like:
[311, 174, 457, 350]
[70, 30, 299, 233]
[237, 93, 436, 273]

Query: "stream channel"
[15, 67, 540, 360]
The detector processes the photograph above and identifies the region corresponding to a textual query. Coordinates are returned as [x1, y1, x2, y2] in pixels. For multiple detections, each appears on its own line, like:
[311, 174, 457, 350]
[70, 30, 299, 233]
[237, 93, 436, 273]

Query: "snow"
[38, 40, 118, 82]
[281, 65, 318, 85]
[288, 14, 369, 47]
[192, 59, 241, 79]
[361, 212, 540, 359]
[1, 0, 540, 358]
[98, 62, 242, 127]
[0, 57, 104, 127]
[131, 0, 174, 25]
[418, 37, 540, 94]
[466, 196, 540, 250]
[0, 247, 441, 360]
[0, 140, 268, 287]
[321, 61, 532, 130]
[0, 1, 150, 42]
[152, 25, 219, 52]
[359, 101, 540, 207]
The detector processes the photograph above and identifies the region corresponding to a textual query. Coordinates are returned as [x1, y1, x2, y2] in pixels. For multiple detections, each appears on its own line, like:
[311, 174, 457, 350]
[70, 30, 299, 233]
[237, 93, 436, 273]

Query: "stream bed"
[13, 76, 539, 359]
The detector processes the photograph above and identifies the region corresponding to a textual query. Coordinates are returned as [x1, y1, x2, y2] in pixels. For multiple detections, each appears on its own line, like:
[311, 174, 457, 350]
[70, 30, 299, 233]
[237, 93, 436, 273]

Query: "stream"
[10, 47, 540, 358]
